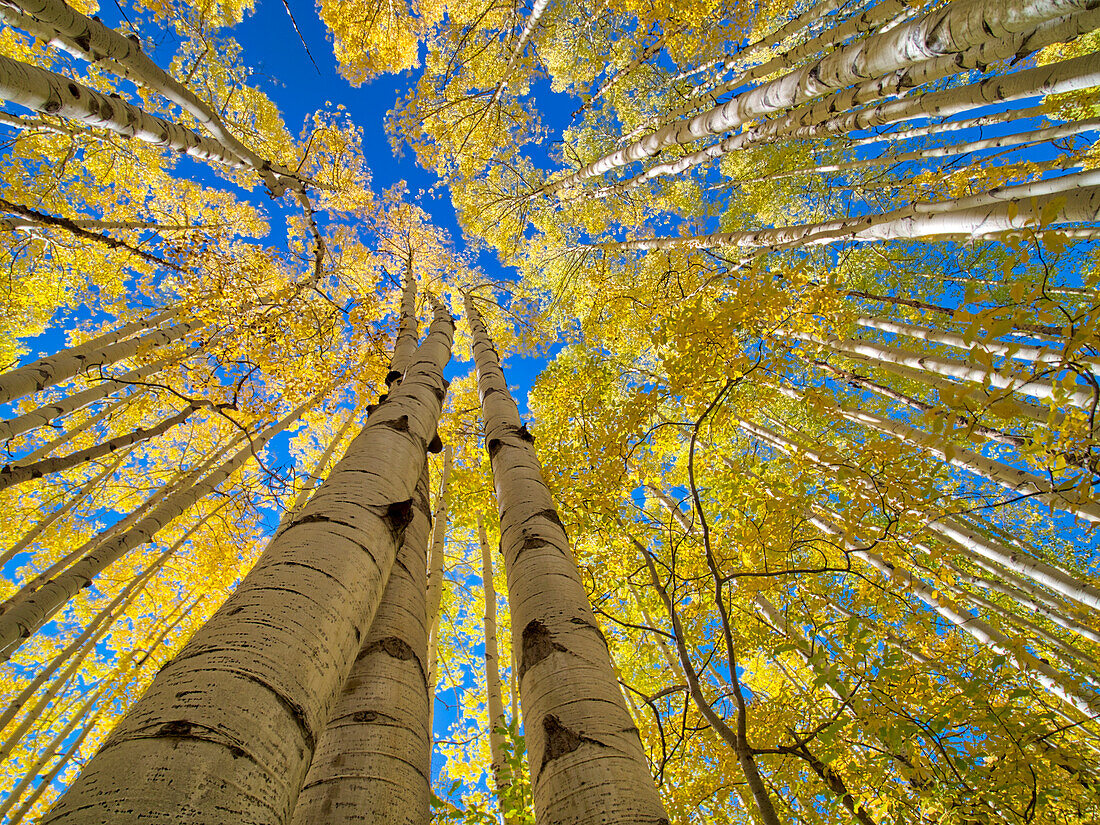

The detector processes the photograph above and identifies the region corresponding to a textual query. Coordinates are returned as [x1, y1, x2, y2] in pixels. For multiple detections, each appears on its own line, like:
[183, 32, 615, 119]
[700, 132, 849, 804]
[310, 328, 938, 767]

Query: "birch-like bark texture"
[0, 54, 249, 170]
[0, 318, 195, 407]
[40, 302, 453, 825]
[0, 402, 202, 491]
[14, 390, 140, 464]
[479, 516, 510, 797]
[597, 49, 1100, 199]
[0, 400, 309, 661]
[290, 468, 433, 825]
[488, 0, 552, 106]
[466, 292, 668, 825]
[0, 0, 297, 193]
[599, 184, 1100, 255]
[0, 357, 173, 443]
[544, 0, 1093, 192]
[425, 443, 452, 710]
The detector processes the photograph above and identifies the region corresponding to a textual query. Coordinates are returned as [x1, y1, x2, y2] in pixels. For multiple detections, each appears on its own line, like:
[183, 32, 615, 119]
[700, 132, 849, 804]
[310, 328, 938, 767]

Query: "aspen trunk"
[0, 399, 310, 661]
[0, 451, 126, 566]
[0, 54, 249, 170]
[480, 516, 510, 798]
[600, 184, 1100, 256]
[735, 416, 1100, 612]
[289, 469, 433, 825]
[0, 402, 201, 491]
[465, 292, 668, 825]
[791, 330, 1097, 411]
[809, 510, 1100, 717]
[41, 301, 453, 825]
[488, 0, 552, 106]
[0, 357, 174, 442]
[546, 0, 1092, 192]
[598, 49, 1100, 200]
[15, 390, 141, 464]
[425, 443, 452, 724]
[855, 315, 1100, 374]
[0, 0, 296, 193]
[0, 318, 196, 407]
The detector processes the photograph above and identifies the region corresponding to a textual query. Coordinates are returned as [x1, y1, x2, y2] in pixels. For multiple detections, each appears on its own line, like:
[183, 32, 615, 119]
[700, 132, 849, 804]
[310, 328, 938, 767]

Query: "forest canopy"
[0, 0, 1099, 822]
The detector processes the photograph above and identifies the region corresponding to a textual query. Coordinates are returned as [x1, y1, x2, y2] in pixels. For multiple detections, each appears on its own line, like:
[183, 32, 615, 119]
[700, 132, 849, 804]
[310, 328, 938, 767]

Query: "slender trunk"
[15, 390, 141, 464]
[736, 416, 1100, 611]
[809, 510, 1100, 717]
[480, 516, 510, 798]
[780, 384, 1100, 523]
[0, 402, 202, 491]
[0, 54, 249, 170]
[745, 116, 1100, 183]
[855, 315, 1100, 373]
[0, 317, 196, 407]
[0, 0, 297, 193]
[791, 329, 1097, 411]
[488, 0, 552, 106]
[812, 360, 1027, 449]
[1, 434, 237, 615]
[599, 184, 1100, 256]
[545, 0, 1091, 192]
[41, 301, 453, 825]
[0, 357, 174, 443]
[0, 494, 237, 745]
[465, 292, 667, 825]
[0, 451, 126, 567]
[289, 469, 433, 825]
[595, 48, 1100, 200]
[425, 443, 452, 725]
[0, 399, 311, 661]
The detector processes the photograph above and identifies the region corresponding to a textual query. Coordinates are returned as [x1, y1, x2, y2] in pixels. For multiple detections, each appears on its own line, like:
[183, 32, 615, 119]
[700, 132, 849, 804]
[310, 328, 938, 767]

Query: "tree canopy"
[1, 0, 1099, 822]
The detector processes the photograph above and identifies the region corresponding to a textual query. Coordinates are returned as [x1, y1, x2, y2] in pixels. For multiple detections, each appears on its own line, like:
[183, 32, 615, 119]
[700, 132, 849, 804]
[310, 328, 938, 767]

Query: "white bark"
[0, 357, 173, 442]
[601, 184, 1100, 257]
[791, 329, 1098, 411]
[41, 301, 453, 825]
[593, 47, 1100, 200]
[425, 444, 451, 720]
[480, 517, 510, 799]
[855, 315, 1100, 374]
[814, 511, 1100, 717]
[0, 55, 249, 170]
[0, 401, 308, 661]
[0, 0, 296, 193]
[547, 0, 1093, 192]
[0, 402, 201, 491]
[466, 292, 668, 825]
[0, 451, 126, 567]
[14, 390, 140, 465]
[488, 0, 552, 107]
[735, 416, 1100, 612]
[0, 317, 196, 407]
[290, 468, 433, 825]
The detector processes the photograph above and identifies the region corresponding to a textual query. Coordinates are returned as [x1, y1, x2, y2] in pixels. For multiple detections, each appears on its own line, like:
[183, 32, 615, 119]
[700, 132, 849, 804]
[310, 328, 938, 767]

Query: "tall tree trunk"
[41, 299, 453, 825]
[0, 357, 174, 443]
[0, 402, 204, 491]
[465, 292, 668, 825]
[0, 317, 196, 407]
[289, 469, 433, 825]
[480, 516, 510, 799]
[0, 397, 312, 661]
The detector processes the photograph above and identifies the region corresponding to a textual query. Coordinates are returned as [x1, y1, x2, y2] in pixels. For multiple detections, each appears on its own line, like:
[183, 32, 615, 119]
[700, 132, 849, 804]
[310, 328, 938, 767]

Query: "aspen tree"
[480, 515, 510, 798]
[465, 292, 668, 825]
[290, 275, 435, 825]
[41, 293, 454, 825]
